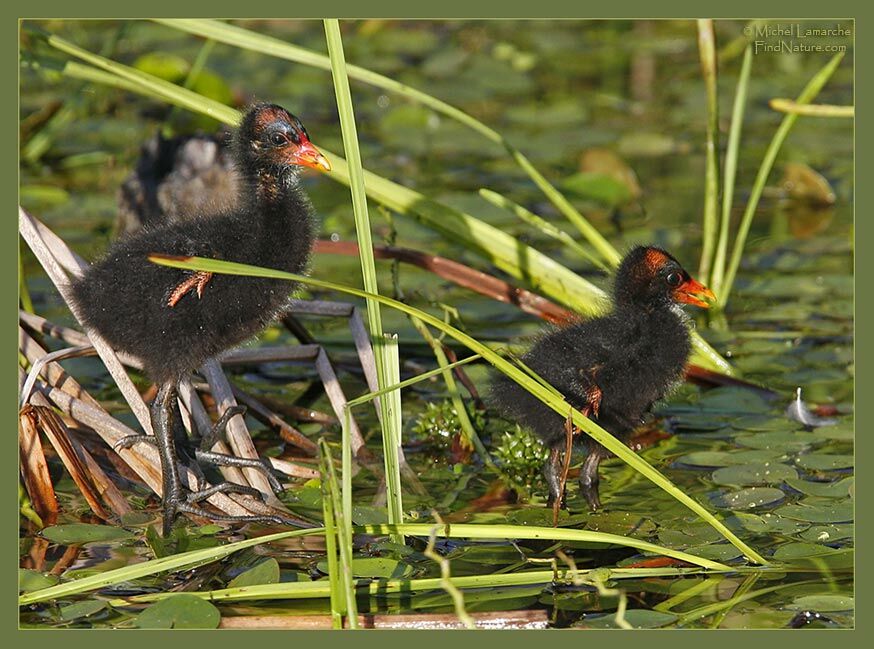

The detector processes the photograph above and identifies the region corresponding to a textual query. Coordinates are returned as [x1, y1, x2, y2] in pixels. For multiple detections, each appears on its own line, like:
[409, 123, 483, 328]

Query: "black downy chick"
[69, 104, 331, 534]
[489, 246, 715, 510]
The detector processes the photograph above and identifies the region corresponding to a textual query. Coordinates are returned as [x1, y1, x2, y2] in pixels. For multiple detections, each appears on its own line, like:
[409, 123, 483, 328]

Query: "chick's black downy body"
[69, 104, 331, 534]
[490, 246, 715, 510]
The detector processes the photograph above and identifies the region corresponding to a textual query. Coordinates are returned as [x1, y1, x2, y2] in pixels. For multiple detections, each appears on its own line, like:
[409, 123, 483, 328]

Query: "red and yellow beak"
[674, 277, 716, 308]
[292, 140, 332, 172]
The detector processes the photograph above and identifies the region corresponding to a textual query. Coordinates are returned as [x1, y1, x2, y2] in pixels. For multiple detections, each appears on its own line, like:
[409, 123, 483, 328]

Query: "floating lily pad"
[228, 558, 280, 588]
[784, 477, 853, 498]
[789, 594, 854, 612]
[773, 542, 841, 561]
[19, 569, 59, 593]
[582, 609, 678, 629]
[798, 524, 853, 544]
[585, 511, 656, 536]
[811, 423, 854, 441]
[685, 543, 743, 562]
[775, 501, 853, 523]
[675, 450, 785, 468]
[59, 600, 107, 621]
[711, 463, 797, 487]
[351, 505, 389, 525]
[697, 387, 772, 413]
[733, 431, 821, 452]
[712, 487, 786, 510]
[316, 557, 413, 579]
[795, 454, 854, 471]
[41, 524, 136, 545]
[726, 511, 810, 535]
[134, 594, 221, 629]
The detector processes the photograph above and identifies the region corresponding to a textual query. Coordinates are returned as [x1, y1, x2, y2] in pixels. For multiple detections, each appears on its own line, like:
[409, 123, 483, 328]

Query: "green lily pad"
[773, 542, 841, 561]
[134, 594, 221, 629]
[775, 501, 853, 523]
[685, 543, 743, 562]
[789, 594, 854, 612]
[697, 387, 772, 413]
[798, 524, 853, 544]
[785, 477, 853, 498]
[59, 600, 107, 621]
[712, 487, 786, 510]
[316, 557, 413, 579]
[711, 463, 798, 487]
[795, 454, 854, 471]
[733, 431, 821, 452]
[585, 511, 657, 536]
[676, 450, 785, 468]
[811, 423, 853, 441]
[19, 569, 59, 593]
[41, 524, 136, 545]
[582, 609, 678, 629]
[351, 505, 389, 525]
[726, 511, 810, 535]
[228, 558, 280, 588]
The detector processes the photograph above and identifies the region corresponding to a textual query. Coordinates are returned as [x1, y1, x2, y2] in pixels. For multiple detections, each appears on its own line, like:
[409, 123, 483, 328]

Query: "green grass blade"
[323, 19, 402, 540]
[380, 333, 405, 544]
[150, 254, 767, 565]
[18, 527, 326, 605]
[41, 32, 733, 375]
[697, 19, 720, 282]
[319, 439, 359, 627]
[154, 18, 620, 266]
[346, 354, 481, 408]
[319, 444, 345, 626]
[719, 52, 845, 307]
[479, 188, 610, 271]
[710, 45, 753, 297]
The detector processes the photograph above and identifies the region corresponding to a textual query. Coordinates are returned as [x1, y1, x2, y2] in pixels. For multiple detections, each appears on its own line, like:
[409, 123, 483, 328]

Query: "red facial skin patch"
[643, 248, 671, 274]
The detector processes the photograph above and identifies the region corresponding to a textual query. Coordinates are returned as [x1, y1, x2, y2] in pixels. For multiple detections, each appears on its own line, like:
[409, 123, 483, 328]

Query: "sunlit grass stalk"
[696, 19, 720, 282]
[163, 37, 216, 136]
[719, 52, 844, 307]
[381, 334, 405, 544]
[38, 33, 733, 374]
[769, 98, 854, 117]
[154, 18, 620, 267]
[319, 439, 359, 628]
[150, 254, 767, 565]
[479, 188, 610, 271]
[653, 575, 724, 612]
[323, 19, 403, 540]
[409, 316, 494, 468]
[709, 45, 753, 297]
[319, 444, 345, 628]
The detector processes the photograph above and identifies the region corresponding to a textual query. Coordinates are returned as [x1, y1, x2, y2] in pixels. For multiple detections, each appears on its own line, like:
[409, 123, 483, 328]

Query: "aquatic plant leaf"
[789, 594, 853, 612]
[684, 543, 743, 562]
[775, 501, 853, 524]
[582, 609, 678, 629]
[794, 454, 854, 471]
[41, 524, 136, 545]
[18, 569, 59, 593]
[726, 511, 809, 535]
[711, 463, 797, 487]
[134, 594, 220, 629]
[228, 558, 280, 588]
[317, 557, 413, 579]
[732, 431, 821, 452]
[676, 450, 785, 468]
[772, 542, 841, 561]
[712, 487, 785, 510]
[784, 477, 853, 499]
[58, 599, 107, 621]
[797, 524, 853, 544]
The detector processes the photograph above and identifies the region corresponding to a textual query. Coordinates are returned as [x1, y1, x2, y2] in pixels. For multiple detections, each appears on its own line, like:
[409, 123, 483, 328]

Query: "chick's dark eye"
[269, 132, 288, 146]
[666, 272, 682, 288]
